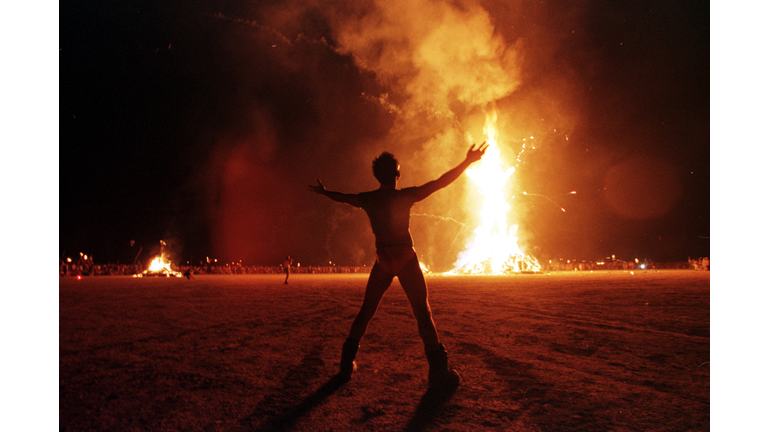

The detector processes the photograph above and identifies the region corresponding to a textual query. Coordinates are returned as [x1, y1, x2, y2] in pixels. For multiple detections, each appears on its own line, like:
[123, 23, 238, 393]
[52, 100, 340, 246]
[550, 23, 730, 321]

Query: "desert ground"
[59, 270, 709, 431]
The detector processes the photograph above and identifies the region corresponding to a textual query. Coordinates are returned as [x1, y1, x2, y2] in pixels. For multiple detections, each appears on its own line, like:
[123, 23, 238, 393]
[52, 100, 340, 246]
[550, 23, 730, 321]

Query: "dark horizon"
[59, 0, 709, 269]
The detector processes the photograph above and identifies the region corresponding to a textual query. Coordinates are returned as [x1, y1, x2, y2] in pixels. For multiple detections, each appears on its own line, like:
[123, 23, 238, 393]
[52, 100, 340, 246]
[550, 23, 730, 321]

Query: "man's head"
[372, 152, 400, 185]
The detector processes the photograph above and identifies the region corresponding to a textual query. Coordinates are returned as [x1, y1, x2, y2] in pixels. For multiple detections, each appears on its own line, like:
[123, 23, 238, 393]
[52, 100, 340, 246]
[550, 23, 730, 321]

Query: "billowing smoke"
[331, 0, 521, 110]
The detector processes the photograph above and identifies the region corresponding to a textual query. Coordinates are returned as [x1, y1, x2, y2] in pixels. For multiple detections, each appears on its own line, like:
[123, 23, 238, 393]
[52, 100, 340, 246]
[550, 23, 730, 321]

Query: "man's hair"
[372, 152, 399, 184]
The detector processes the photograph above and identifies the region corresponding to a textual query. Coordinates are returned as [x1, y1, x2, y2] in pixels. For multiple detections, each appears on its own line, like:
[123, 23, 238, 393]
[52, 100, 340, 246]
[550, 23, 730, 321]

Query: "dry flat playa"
[60, 270, 709, 431]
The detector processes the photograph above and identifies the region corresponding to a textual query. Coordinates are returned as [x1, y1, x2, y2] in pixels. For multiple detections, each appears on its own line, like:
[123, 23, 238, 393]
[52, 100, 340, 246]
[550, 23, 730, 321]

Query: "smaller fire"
[134, 255, 183, 278]
[148, 256, 172, 272]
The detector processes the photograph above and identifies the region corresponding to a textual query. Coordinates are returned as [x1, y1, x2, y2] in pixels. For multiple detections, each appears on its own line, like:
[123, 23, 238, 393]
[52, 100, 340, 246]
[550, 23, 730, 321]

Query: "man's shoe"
[425, 343, 461, 390]
[338, 338, 359, 379]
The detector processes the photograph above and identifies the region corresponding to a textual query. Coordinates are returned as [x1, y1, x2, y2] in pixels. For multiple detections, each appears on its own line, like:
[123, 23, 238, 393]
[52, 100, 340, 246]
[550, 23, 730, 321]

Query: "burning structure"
[133, 240, 183, 278]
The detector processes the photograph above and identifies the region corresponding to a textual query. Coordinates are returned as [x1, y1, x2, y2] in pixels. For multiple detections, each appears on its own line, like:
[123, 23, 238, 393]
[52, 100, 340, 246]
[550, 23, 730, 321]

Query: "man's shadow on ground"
[402, 386, 458, 432]
[252, 374, 349, 432]
[250, 375, 457, 432]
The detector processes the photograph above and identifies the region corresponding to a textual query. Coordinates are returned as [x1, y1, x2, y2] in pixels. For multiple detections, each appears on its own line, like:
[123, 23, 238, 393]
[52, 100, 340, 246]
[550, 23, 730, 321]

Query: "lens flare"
[448, 109, 540, 274]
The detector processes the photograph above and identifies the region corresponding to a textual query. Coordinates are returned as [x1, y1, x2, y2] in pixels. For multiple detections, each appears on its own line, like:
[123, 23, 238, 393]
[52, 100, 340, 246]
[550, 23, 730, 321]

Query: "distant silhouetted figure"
[283, 256, 293, 284]
[309, 142, 488, 390]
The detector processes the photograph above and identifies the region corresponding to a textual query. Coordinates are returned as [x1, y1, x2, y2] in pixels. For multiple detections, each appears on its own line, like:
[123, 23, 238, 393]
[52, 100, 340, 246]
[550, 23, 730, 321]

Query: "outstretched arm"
[308, 179, 360, 207]
[413, 142, 489, 201]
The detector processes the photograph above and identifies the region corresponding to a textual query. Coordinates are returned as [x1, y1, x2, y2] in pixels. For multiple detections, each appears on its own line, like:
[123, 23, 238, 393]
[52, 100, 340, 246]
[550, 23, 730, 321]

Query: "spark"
[412, 213, 466, 227]
[521, 192, 567, 213]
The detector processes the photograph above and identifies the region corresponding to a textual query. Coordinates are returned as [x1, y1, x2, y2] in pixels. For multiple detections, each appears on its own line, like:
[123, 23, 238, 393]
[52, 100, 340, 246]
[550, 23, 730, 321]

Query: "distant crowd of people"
[59, 259, 370, 277]
[542, 258, 701, 272]
[688, 257, 710, 271]
[60, 254, 143, 277]
[60, 258, 710, 277]
[175, 264, 370, 276]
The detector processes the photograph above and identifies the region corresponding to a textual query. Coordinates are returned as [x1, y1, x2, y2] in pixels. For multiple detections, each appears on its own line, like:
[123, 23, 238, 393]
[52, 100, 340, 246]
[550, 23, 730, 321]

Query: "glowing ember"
[448, 109, 541, 275]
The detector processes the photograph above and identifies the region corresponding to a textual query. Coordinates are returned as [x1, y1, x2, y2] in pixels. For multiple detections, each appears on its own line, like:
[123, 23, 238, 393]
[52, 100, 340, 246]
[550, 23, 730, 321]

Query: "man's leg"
[396, 256, 439, 346]
[347, 262, 394, 340]
[338, 262, 394, 379]
[398, 256, 461, 389]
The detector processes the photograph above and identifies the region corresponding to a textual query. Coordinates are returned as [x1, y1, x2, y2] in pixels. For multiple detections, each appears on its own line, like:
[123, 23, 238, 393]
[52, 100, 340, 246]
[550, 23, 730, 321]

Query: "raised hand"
[465, 141, 489, 164]
[308, 179, 326, 195]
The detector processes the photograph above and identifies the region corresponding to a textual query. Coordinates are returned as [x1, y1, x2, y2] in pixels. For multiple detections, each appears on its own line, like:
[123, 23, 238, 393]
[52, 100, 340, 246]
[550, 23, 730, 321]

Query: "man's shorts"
[376, 246, 417, 276]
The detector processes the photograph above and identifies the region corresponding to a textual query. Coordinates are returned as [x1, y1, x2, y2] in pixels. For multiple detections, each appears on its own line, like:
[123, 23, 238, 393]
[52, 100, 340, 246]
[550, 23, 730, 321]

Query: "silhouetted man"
[309, 142, 488, 390]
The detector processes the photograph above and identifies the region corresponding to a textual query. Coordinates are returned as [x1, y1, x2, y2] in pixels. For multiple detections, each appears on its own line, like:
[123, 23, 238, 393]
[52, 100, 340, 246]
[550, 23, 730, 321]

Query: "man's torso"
[357, 187, 420, 249]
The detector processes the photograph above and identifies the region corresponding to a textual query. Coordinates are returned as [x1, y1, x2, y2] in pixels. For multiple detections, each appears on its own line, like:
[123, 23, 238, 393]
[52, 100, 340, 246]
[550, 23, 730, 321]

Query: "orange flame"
[448, 109, 541, 274]
[133, 255, 183, 277]
[148, 256, 173, 272]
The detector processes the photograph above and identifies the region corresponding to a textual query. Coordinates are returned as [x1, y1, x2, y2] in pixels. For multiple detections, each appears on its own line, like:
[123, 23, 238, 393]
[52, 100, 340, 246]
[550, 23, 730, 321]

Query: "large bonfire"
[447, 109, 541, 275]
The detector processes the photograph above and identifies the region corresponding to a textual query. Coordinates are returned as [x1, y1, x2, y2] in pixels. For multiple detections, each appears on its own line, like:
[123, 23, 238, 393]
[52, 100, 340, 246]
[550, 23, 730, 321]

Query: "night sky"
[58, 0, 711, 269]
